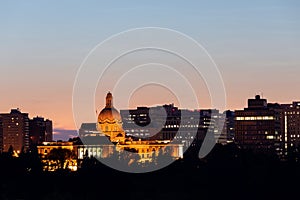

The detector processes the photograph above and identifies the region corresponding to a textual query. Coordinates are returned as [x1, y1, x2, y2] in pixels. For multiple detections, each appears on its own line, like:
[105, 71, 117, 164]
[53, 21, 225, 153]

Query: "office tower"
[234, 95, 281, 155]
[0, 117, 3, 152]
[281, 102, 300, 156]
[0, 109, 30, 153]
[29, 117, 53, 147]
[221, 110, 235, 143]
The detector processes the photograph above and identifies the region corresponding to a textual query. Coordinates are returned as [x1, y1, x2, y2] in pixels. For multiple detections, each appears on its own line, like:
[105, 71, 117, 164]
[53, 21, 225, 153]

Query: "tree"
[8, 145, 14, 157]
[156, 147, 174, 166]
[47, 148, 75, 170]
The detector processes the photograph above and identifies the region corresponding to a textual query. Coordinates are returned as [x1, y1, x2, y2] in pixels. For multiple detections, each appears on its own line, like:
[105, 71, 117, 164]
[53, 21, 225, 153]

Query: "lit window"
[235, 116, 274, 121]
[266, 135, 274, 140]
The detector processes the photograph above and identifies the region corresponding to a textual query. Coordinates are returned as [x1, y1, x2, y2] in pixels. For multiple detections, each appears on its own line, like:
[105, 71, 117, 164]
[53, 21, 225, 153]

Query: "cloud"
[53, 128, 78, 141]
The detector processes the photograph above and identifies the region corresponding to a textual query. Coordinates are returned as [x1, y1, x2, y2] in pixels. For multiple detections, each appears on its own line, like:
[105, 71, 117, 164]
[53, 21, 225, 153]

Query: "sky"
[0, 0, 299, 140]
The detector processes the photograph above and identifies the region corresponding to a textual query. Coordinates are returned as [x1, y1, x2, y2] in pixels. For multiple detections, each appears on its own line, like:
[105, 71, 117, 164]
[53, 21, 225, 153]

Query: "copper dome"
[97, 92, 122, 123]
[98, 107, 122, 122]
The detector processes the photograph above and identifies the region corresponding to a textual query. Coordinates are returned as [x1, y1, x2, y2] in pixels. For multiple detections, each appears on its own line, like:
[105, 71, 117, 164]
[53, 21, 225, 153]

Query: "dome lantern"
[105, 92, 113, 108]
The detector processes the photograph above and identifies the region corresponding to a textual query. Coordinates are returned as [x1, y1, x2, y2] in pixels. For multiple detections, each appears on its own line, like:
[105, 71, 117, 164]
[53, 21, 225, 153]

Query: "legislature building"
[77, 92, 183, 164]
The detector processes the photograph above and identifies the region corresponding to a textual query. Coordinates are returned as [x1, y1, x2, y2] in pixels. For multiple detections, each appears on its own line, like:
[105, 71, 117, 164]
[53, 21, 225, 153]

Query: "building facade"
[29, 117, 53, 147]
[281, 102, 300, 156]
[0, 117, 3, 152]
[0, 109, 30, 153]
[79, 123, 104, 137]
[121, 105, 233, 148]
[0, 109, 52, 153]
[234, 95, 282, 155]
[121, 104, 200, 148]
[220, 110, 235, 144]
[37, 141, 77, 171]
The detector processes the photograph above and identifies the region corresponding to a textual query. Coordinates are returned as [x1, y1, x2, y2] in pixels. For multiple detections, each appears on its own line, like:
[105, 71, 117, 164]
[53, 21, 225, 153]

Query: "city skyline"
[1, 2, 300, 199]
[1, 1, 299, 140]
[1, 94, 299, 141]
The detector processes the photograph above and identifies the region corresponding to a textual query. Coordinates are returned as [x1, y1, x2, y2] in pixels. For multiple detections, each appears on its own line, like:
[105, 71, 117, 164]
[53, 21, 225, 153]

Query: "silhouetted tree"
[8, 145, 14, 157]
[47, 148, 75, 170]
[68, 137, 83, 145]
[19, 146, 43, 173]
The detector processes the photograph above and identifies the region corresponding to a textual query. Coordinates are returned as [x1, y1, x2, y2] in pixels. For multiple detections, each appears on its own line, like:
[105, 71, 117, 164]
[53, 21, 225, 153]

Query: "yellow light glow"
[236, 116, 274, 121]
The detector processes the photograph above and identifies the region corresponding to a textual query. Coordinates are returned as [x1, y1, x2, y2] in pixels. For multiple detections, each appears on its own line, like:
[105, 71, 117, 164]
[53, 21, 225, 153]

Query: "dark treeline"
[1, 143, 300, 200]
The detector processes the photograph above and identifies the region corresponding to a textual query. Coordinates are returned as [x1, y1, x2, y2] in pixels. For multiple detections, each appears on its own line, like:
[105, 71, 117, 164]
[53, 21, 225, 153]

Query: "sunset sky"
[1, 1, 299, 140]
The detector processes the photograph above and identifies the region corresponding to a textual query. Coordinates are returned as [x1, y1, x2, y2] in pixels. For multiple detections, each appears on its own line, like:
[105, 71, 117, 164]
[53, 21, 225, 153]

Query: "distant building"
[0, 117, 3, 153]
[234, 95, 282, 155]
[173, 109, 201, 148]
[121, 104, 199, 148]
[221, 110, 235, 144]
[120, 107, 155, 139]
[121, 105, 232, 147]
[79, 123, 103, 137]
[29, 117, 53, 147]
[281, 101, 300, 156]
[37, 141, 77, 171]
[0, 109, 52, 153]
[77, 122, 113, 160]
[0, 109, 30, 153]
[199, 109, 225, 144]
[94, 92, 183, 163]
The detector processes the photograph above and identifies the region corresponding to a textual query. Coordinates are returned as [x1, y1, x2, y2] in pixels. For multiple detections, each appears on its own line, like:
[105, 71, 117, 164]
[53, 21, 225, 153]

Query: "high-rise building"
[221, 110, 235, 144]
[234, 95, 282, 155]
[223, 110, 235, 142]
[121, 104, 197, 145]
[29, 117, 53, 147]
[281, 101, 300, 156]
[0, 117, 3, 153]
[0, 109, 30, 153]
[120, 106, 154, 139]
[121, 105, 229, 148]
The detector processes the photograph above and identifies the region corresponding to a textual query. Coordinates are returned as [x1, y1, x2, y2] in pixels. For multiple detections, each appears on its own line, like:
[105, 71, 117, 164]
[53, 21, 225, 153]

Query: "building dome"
[98, 92, 121, 122]
[97, 92, 125, 142]
[98, 107, 122, 122]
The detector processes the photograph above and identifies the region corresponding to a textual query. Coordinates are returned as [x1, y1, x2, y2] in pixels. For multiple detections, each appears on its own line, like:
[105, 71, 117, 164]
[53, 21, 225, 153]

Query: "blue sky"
[0, 0, 299, 140]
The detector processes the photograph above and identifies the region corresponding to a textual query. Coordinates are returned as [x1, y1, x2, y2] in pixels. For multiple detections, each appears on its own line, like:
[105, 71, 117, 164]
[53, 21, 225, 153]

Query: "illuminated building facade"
[121, 105, 199, 148]
[29, 117, 53, 147]
[0, 109, 30, 153]
[220, 110, 235, 144]
[121, 105, 232, 148]
[172, 109, 200, 148]
[121, 104, 184, 141]
[0, 117, 2, 152]
[121, 107, 156, 139]
[93, 92, 183, 163]
[37, 141, 77, 171]
[281, 102, 300, 156]
[234, 95, 282, 154]
[77, 144, 115, 161]
[97, 92, 125, 143]
[118, 140, 183, 162]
